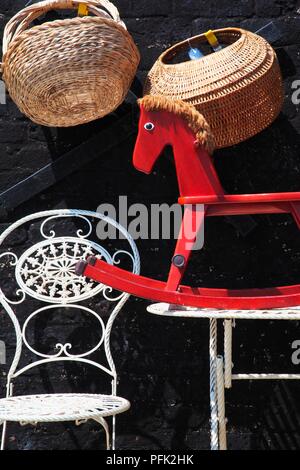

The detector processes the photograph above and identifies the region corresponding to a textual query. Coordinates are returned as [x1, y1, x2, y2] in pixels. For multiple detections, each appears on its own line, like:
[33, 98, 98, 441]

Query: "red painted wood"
[179, 192, 300, 205]
[290, 202, 300, 230]
[206, 202, 290, 216]
[82, 103, 300, 310]
[166, 205, 205, 291]
[83, 260, 300, 310]
[133, 107, 225, 198]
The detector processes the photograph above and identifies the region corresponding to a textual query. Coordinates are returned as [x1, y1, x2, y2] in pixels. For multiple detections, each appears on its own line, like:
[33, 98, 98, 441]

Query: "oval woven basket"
[144, 28, 284, 149]
[1, 0, 140, 127]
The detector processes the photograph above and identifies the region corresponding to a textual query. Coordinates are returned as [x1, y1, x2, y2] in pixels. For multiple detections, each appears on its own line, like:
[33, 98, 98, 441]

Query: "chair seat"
[0, 393, 130, 423]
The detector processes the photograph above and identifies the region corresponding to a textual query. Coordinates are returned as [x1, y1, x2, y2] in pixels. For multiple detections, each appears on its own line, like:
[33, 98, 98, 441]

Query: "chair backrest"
[0, 209, 140, 397]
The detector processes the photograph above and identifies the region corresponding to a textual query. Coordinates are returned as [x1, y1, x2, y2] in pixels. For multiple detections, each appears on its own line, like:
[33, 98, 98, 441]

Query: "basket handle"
[2, 0, 124, 58]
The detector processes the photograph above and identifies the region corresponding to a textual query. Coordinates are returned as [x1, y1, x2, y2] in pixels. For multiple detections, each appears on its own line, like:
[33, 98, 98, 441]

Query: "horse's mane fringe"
[139, 95, 215, 154]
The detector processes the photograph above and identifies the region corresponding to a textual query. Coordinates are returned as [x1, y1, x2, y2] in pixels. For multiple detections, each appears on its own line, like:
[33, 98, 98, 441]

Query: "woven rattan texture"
[1, 0, 140, 127]
[144, 28, 284, 149]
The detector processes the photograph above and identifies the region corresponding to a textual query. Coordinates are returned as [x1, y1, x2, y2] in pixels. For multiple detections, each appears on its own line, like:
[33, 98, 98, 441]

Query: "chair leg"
[1, 422, 7, 450]
[93, 417, 111, 450]
[112, 416, 116, 451]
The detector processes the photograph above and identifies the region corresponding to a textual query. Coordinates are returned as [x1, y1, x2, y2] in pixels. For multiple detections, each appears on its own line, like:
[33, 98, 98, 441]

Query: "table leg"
[209, 319, 219, 450]
[216, 356, 227, 450]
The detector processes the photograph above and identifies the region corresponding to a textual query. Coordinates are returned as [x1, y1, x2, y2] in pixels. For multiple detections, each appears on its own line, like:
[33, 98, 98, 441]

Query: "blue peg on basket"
[188, 47, 204, 60]
[188, 40, 204, 60]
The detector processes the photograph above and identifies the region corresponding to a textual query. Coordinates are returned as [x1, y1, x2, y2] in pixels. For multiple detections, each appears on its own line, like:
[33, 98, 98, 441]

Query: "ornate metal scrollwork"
[15, 238, 112, 304]
[0, 252, 25, 305]
[22, 305, 106, 359]
[0, 209, 141, 391]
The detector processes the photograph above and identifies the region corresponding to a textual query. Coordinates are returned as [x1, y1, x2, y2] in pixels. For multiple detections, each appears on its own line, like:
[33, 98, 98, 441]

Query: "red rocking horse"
[76, 95, 300, 310]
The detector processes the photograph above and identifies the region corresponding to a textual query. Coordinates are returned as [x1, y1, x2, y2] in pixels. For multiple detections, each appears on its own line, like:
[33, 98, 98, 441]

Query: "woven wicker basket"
[1, 0, 140, 127]
[144, 28, 284, 149]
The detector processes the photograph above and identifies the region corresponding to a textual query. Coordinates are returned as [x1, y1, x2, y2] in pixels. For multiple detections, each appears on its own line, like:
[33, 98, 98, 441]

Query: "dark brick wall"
[1, 0, 300, 450]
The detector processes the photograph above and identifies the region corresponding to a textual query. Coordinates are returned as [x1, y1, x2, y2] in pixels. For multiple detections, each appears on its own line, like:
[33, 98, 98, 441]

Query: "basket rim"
[158, 27, 269, 68]
[2, 15, 140, 69]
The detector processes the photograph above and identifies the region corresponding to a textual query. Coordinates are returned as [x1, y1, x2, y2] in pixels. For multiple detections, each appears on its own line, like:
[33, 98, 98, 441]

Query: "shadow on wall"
[1, 24, 300, 449]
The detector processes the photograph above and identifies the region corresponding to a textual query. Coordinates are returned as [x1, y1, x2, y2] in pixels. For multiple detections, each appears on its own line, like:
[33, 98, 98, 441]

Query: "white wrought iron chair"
[0, 209, 140, 450]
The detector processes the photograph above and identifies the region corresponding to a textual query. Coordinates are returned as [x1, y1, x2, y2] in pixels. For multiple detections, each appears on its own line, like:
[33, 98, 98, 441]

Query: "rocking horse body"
[77, 96, 300, 310]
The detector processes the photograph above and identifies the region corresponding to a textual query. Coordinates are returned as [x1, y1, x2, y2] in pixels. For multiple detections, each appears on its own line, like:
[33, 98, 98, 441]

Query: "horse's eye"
[144, 122, 155, 131]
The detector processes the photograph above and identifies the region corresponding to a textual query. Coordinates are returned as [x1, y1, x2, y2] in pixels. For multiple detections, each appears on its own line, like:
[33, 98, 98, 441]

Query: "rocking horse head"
[133, 95, 223, 197]
[133, 95, 215, 173]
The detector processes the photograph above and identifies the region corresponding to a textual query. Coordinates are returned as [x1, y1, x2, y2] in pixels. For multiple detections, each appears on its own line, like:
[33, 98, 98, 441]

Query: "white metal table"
[147, 303, 300, 450]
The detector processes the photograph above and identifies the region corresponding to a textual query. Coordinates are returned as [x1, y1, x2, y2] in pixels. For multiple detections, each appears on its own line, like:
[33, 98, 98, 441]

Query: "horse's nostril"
[144, 122, 155, 131]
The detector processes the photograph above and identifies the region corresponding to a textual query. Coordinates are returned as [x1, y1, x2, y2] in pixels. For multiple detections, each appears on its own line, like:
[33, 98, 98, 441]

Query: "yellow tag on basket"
[204, 30, 219, 48]
[78, 3, 89, 16]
